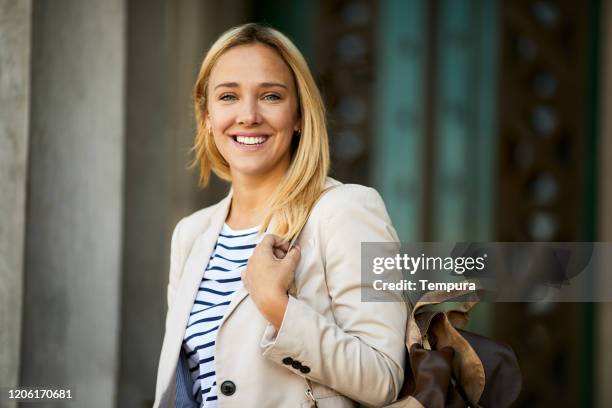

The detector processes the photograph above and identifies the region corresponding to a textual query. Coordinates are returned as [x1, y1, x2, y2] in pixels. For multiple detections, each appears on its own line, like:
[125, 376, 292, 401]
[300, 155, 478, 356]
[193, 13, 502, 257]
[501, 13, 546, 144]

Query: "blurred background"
[1, 0, 611, 407]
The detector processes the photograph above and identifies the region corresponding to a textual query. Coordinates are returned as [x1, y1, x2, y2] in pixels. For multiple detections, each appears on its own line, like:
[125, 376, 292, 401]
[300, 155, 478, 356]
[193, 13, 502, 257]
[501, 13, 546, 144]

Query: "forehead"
[209, 43, 294, 86]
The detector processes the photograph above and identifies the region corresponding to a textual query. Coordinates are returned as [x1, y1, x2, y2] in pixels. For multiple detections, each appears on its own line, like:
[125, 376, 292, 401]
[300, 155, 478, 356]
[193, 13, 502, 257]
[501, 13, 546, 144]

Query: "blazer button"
[300, 365, 311, 374]
[291, 360, 302, 370]
[220, 380, 236, 396]
[282, 357, 294, 365]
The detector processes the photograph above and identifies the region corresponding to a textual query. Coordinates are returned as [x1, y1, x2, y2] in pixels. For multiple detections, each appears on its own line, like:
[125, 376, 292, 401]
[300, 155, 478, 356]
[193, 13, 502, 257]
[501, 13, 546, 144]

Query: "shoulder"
[173, 195, 230, 245]
[314, 178, 389, 221]
[305, 179, 396, 244]
[180, 199, 224, 227]
[309, 178, 399, 248]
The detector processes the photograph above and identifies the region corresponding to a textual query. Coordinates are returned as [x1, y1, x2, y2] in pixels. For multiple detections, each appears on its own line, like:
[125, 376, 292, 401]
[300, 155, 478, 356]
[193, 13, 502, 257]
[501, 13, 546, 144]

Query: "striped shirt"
[182, 223, 263, 407]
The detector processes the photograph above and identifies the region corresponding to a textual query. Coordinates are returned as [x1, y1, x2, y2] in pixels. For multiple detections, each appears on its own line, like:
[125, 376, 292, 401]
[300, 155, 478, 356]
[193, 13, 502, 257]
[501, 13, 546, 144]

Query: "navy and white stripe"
[182, 223, 262, 407]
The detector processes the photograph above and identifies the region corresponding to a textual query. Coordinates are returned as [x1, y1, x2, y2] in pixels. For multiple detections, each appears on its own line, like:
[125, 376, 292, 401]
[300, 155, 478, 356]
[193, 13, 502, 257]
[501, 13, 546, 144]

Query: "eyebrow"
[213, 81, 288, 90]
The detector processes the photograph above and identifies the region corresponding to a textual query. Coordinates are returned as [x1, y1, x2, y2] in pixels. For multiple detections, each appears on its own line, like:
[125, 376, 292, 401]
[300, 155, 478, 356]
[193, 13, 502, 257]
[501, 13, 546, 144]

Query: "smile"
[229, 134, 271, 151]
[233, 135, 269, 145]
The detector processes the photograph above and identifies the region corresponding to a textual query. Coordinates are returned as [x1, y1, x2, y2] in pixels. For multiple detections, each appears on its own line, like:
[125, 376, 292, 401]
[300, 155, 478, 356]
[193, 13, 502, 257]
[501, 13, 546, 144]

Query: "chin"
[231, 162, 274, 177]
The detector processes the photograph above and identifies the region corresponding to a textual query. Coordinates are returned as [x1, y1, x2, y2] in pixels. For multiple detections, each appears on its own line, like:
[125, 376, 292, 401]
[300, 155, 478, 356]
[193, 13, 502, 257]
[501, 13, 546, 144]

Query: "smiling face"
[206, 43, 300, 184]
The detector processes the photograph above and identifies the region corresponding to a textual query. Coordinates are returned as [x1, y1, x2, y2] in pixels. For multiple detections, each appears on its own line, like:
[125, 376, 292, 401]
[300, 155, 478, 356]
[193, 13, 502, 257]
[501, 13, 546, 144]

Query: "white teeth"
[236, 136, 267, 145]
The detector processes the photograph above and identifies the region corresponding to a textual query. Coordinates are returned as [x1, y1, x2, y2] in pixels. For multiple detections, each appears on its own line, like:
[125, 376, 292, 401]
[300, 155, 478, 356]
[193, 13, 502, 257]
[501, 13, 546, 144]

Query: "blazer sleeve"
[260, 187, 407, 407]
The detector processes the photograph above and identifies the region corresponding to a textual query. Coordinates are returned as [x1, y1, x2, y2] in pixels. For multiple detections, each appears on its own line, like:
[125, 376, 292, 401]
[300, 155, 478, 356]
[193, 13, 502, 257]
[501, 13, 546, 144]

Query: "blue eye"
[263, 94, 281, 101]
[219, 94, 236, 101]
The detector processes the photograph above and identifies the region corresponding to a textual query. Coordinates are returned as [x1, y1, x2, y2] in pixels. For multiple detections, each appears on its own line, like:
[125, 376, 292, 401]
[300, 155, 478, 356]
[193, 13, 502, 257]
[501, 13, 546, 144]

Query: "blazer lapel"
[219, 283, 249, 328]
[170, 192, 285, 347]
[164, 192, 233, 372]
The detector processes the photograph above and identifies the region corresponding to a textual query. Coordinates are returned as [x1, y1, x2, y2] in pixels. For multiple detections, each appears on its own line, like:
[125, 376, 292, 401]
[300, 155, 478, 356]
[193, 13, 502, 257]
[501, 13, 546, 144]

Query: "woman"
[153, 23, 406, 408]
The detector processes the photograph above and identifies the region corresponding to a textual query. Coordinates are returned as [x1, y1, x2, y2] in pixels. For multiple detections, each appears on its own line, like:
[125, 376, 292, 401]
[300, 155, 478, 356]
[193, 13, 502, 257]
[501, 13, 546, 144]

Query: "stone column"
[117, 1, 173, 406]
[0, 1, 31, 405]
[21, 1, 125, 407]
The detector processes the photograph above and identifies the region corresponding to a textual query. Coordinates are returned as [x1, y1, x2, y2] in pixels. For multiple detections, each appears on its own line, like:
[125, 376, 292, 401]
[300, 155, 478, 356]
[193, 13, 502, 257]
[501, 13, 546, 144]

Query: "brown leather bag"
[384, 284, 522, 408]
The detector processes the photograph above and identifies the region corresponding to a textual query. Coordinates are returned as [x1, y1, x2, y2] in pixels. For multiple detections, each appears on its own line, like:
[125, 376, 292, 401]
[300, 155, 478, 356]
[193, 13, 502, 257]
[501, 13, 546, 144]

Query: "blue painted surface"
[374, 0, 499, 334]
[433, 0, 499, 243]
[374, 0, 427, 242]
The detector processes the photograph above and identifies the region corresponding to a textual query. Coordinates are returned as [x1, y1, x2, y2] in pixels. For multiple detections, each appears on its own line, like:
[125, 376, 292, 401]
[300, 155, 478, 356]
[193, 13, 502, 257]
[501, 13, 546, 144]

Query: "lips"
[229, 133, 270, 151]
[233, 135, 269, 145]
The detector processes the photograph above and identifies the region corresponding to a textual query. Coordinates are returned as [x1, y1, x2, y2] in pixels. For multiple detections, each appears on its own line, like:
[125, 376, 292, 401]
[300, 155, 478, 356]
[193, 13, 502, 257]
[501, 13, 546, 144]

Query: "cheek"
[268, 106, 298, 132]
[208, 111, 234, 137]
[208, 120, 231, 156]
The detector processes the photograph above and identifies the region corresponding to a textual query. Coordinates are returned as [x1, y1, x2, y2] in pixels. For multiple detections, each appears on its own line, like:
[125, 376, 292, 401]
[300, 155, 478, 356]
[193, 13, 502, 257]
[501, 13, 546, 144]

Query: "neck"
[227, 171, 285, 229]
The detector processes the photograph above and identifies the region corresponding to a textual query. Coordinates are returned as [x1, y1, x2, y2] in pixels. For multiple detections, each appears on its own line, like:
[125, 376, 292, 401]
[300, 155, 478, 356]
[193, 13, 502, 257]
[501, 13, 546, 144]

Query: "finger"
[276, 241, 290, 253]
[282, 246, 301, 269]
[259, 234, 280, 255]
[273, 247, 287, 259]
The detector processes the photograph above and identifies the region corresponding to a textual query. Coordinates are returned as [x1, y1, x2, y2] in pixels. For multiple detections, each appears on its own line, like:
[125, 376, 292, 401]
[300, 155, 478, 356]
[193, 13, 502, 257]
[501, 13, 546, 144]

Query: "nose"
[236, 97, 262, 126]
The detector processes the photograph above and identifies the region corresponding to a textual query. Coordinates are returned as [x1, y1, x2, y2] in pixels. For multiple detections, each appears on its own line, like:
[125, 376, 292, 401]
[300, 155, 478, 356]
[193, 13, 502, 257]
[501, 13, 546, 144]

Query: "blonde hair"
[190, 23, 330, 242]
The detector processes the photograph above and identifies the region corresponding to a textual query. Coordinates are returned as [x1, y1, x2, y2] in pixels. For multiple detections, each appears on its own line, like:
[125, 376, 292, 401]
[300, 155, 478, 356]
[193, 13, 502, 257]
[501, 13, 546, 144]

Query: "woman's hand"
[242, 234, 301, 330]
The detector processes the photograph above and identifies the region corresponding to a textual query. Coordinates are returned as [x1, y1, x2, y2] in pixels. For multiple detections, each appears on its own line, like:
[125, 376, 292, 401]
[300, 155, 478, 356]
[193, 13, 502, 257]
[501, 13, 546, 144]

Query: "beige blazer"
[153, 178, 407, 407]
